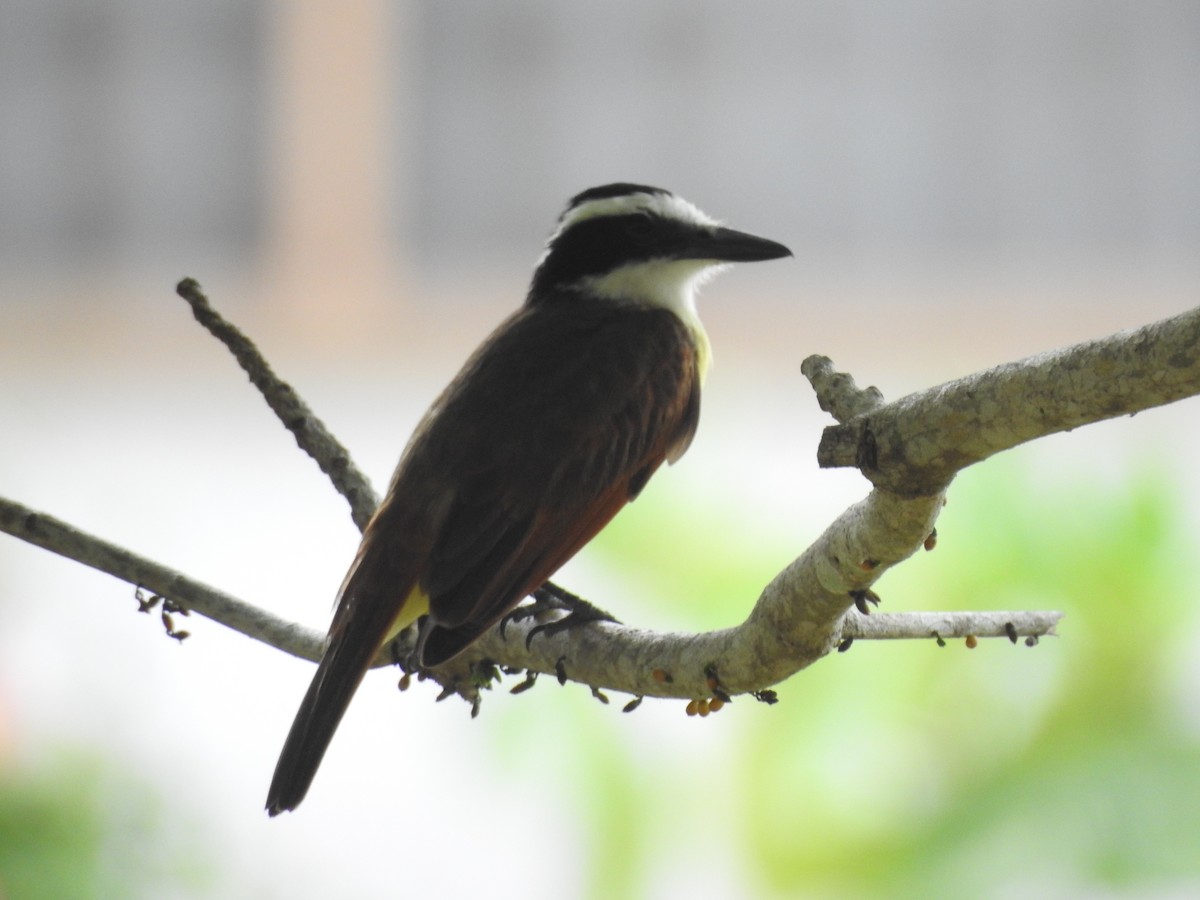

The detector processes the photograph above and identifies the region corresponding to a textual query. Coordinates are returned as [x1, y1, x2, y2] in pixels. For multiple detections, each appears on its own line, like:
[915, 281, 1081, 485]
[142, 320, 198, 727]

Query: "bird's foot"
[501, 581, 620, 649]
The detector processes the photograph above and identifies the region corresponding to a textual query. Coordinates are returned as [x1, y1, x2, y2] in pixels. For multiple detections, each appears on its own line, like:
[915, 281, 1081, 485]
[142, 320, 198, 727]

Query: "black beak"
[685, 226, 792, 264]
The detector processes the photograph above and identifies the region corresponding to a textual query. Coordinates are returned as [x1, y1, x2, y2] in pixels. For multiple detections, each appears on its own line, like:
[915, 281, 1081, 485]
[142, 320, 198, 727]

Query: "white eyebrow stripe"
[547, 191, 719, 246]
[534, 191, 718, 271]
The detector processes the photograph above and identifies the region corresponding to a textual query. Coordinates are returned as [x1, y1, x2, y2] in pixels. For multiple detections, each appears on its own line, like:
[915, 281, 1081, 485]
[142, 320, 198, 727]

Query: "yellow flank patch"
[382, 585, 430, 645]
[691, 321, 711, 385]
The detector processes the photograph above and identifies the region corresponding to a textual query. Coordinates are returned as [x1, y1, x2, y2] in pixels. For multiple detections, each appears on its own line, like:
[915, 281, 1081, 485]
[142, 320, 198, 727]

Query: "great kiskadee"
[265, 183, 791, 814]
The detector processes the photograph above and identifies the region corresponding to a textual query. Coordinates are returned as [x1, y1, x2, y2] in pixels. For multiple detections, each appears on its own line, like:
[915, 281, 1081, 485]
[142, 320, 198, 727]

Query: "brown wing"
[265, 298, 699, 813]
[410, 299, 701, 665]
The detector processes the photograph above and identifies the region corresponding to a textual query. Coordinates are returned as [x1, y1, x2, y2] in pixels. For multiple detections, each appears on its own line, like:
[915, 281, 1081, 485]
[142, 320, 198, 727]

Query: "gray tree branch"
[0, 496, 324, 661]
[3, 284, 1192, 710]
[811, 304, 1200, 495]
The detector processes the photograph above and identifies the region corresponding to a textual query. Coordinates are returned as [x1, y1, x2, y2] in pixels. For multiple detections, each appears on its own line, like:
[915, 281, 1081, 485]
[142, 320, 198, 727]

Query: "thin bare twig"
[0, 496, 324, 661]
[839, 610, 1062, 643]
[175, 278, 379, 531]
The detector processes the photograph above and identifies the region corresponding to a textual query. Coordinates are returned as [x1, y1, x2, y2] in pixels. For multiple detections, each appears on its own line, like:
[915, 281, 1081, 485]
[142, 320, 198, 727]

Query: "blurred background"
[1, 2, 1198, 897]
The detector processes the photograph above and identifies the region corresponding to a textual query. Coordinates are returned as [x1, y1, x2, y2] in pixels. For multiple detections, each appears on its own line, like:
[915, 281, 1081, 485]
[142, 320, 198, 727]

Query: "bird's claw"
[506, 582, 620, 649]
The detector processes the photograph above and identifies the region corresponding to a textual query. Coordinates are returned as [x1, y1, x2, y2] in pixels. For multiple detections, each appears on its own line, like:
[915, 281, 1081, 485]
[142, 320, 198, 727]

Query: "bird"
[265, 183, 791, 814]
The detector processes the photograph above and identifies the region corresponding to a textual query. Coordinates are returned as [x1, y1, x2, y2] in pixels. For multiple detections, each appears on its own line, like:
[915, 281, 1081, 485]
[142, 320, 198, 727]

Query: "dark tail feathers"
[265, 639, 374, 815]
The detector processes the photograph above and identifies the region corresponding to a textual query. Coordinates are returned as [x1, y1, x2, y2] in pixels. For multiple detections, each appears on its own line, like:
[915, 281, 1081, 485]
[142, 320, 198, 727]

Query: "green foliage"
[743, 465, 1200, 896]
[496, 455, 1200, 898]
[0, 757, 103, 900]
[14, 454, 1187, 897]
[0, 751, 214, 900]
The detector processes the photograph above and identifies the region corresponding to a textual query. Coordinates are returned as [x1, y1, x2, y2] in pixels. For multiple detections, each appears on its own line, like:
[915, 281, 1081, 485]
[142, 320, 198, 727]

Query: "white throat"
[580, 258, 726, 381]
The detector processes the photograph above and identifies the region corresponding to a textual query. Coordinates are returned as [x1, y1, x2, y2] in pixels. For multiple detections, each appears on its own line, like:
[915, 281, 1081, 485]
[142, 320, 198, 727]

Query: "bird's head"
[528, 183, 792, 311]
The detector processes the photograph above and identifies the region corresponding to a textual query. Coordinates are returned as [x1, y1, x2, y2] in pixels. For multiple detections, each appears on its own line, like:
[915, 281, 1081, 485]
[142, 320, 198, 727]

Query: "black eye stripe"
[529, 213, 698, 298]
[625, 214, 655, 238]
